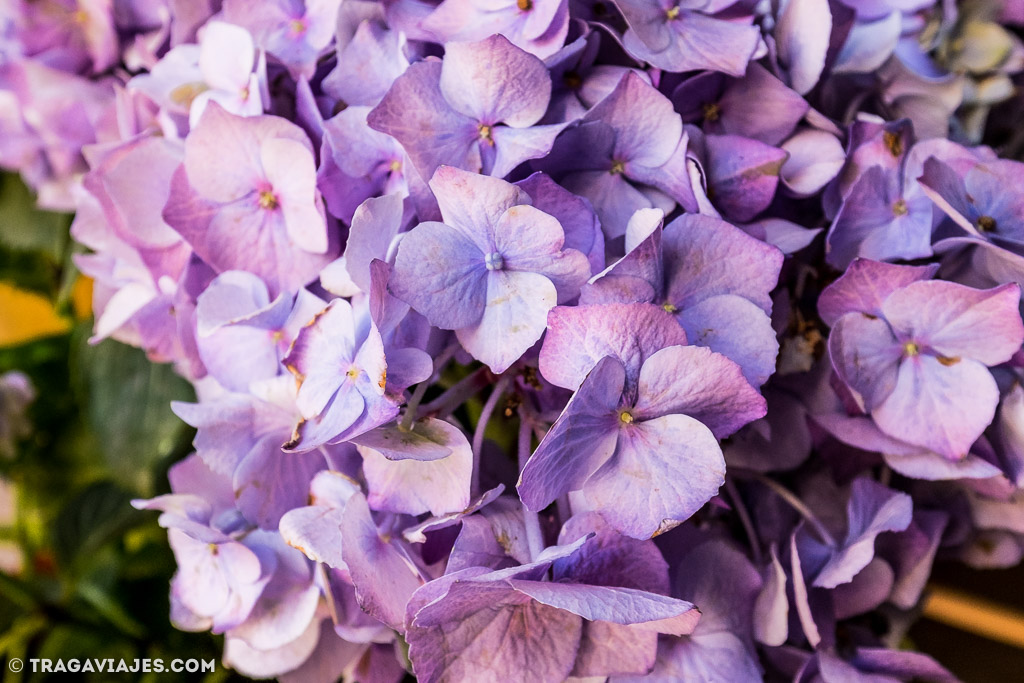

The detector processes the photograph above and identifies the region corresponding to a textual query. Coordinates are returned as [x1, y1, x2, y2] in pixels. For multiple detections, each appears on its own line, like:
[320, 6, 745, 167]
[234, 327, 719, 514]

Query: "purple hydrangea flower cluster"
[5, 0, 1024, 679]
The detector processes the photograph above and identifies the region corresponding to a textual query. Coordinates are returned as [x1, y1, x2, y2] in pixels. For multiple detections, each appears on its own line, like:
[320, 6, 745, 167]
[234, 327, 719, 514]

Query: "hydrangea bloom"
[7, 1, 1024, 679]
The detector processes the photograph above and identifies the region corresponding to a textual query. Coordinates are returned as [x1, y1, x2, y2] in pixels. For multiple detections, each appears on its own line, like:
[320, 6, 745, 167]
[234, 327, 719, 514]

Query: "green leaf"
[76, 581, 146, 639]
[52, 481, 139, 570]
[0, 174, 70, 261]
[70, 334, 195, 494]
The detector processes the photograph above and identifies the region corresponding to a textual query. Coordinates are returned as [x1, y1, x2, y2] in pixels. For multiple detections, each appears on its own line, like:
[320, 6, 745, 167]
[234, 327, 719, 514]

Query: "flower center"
[478, 124, 495, 146]
[665, 5, 681, 20]
[903, 341, 920, 357]
[289, 18, 307, 36]
[883, 130, 903, 157]
[702, 102, 721, 122]
[662, 301, 678, 313]
[258, 190, 279, 210]
[388, 159, 402, 173]
[485, 252, 504, 271]
[563, 71, 583, 91]
[610, 160, 626, 175]
[977, 215, 997, 232]
[619, 410, 634, 424]
[892, 198, 908, 217]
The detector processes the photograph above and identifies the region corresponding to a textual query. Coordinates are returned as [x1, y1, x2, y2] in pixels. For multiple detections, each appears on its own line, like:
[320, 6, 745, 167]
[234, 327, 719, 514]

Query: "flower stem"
[518, 409, 545, 560]
[471, 374, 511, 496]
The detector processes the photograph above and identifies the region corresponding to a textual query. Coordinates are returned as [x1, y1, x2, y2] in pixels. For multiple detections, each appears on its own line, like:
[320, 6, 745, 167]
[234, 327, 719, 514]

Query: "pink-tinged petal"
[277, 621, 366, 683]
[84, 136, 185, 250]
[700, 63, 809, 145]
[324, 18, 409, 106]
[389, 220, 488, 331]
[279, 505, 347, 568]
[753, 546, 789, 646]
[440, 35, 551, 127]
[429, 165, 532, 243]
[781, 129, 845, 196]
[883, 450, 1002, 481]
[818, 258, 939, 327]
[826, 167, 934, 269]
[881, 281, 1024, 365]
[233, 436, 326, 529]
[195, 271, 273, 335]
[285, 300, 357, 418]
[199, 21, 257, 93]
[404, 486, 505, 545]
[260, 137, 328, 254]
[827, 313, 902, 410]
[341, 492, 424, 630]
[407, 581, 582, 683]
[358, 424, 472, 515]
[287, 384, 367, 451]
[789, 531, 821, 649]
[555, 511, 670, 592]
[495, 204, 591, 300]
[229, 549, 320, 651]
[663, 213, 783, 313]
[571, 621, 660, 677]
[519, 356, 624, 511]
[183, 104, 296, 203]
[627, 631, 761, 683]
[516, 172, 605, 273]
[775, 0, 832, 94]
[342, 193, 406, 294]
[367, 61, 479, 180]
[223, 616, 321, 679]
[584, 413, 725, 538]
[678, 295, 780, 388]
[873, 355, 999, 460]
[561, 169, 659, 240]
[622, 12, 760, 77]
[704, 134, 787, 222]
[489, 122, 566, 178]
[509, 580, 699, 630]
[584, 71, 682, 169]
[832, 11, 902, 73]
[633, 345, 767, 439]
[916, 157, 978, 234]
[540, 303, 688, 391]
[833, 558, 894, 619]
[456, 270, 557, 373]
[612, 0, 674, 52]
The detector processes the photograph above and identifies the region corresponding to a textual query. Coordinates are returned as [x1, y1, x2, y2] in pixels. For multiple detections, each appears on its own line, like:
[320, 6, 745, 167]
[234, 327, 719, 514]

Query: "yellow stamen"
[883, 130, 903, 157]
[665, 6, 680, 20]
[892, 198, 908, 217]
[977, 215, 997, 232]
[478, 124, 494, 146]
[619, 411, 634, 424]
[903, 341, 920, 357]
[610, 160, 625, 175]
[662, 302, 678, 313]
[258, 190, 279, 210]
[702, 102, 721, 122]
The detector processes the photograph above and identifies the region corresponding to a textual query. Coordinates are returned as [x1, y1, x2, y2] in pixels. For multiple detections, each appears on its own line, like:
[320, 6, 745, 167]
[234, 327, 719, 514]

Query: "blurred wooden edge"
[924, 584, 1024, 649]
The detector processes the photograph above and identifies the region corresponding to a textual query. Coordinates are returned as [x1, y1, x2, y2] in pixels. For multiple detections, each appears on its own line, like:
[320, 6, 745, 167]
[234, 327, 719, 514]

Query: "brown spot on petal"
[937, 355, 961, 366]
